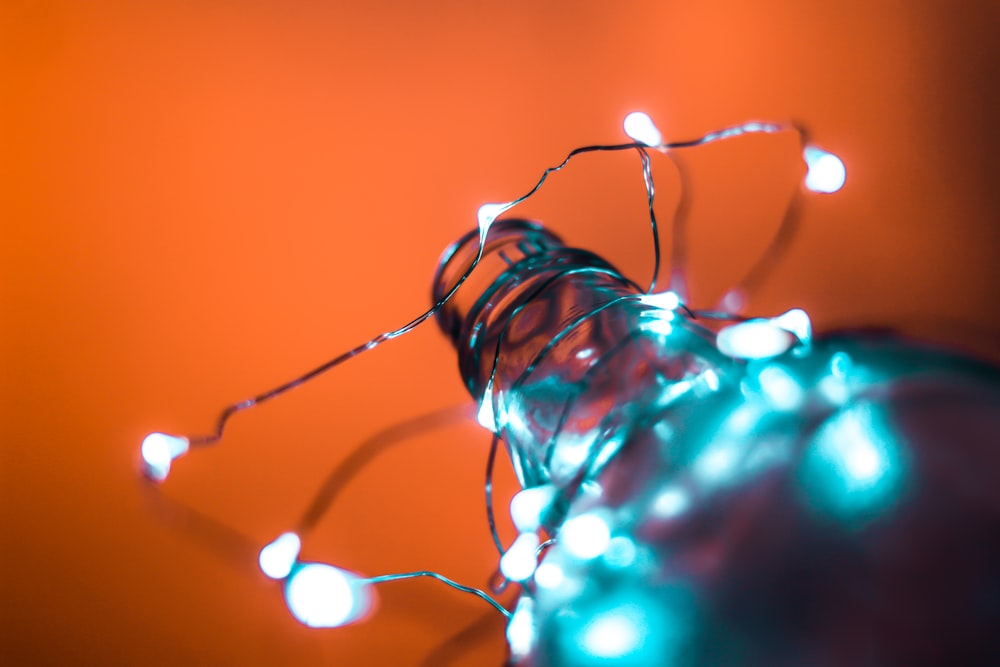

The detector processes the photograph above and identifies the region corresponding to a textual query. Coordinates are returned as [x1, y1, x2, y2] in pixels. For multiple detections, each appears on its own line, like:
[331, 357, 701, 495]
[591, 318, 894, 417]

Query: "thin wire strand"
[635, 146, 660, 292]
[184, 120, 806, 448]
[187, 239, 488, 446]
[365, 571, 511, 619]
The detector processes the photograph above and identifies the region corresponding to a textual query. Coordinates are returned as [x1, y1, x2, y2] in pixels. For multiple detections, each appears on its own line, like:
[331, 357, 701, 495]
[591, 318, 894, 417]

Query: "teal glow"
[507, 596, 537, 660]
[725, 403, 760, 435]
[651, 486, 690, 518]
[639, 316, 674, 336]
[830, 351, 853, 378]
[799, 402, 906, 521]
[561, 511, 611, 560]
[819, 351, 855, 405]
[580, 604, 646, 658]
[757, 364, 804, 411]
[818, 374, 850, 406]
[692, 438, 741, 485]
[550, 589, 691, 666]
[602, 536, 638, 569]
[534, 560, 566, 590]
[701, 368, 721, 392]
[550, 430, 599, 482]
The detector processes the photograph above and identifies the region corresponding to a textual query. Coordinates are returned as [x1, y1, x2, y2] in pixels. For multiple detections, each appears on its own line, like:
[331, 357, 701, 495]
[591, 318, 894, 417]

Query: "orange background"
[2, 2, 998, 665]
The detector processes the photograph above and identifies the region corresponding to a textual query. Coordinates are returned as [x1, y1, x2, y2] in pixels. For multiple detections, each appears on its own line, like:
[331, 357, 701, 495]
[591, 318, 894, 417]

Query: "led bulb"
[716, 320, 797, 360]
[140, 432, 190, 481]
[701, 368, 721, 392]
[477, 379, 499, 431]
[534, 560, 566, 590]
[284, 562, 372, 628]
[509, 484, 558, 533]
[638, 290, 680, 311]
[506, 596, 537, 660]
[477, 202, 511, 236]
[757, 364, 805, 411]
[259, 532, 301, 580]
[770, 308, 812, 345]
[623, 111, 662, 147]
[560, 511, 612, 561]
[651, 485, 690, 519]
[803, 146, 846, 193]
[639, 316, 674, 336]
[500, 533, 541, 582]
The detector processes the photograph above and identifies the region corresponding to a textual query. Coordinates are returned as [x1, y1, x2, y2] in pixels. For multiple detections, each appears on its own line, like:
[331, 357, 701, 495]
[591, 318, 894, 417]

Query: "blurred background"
[2, 1, 998, 665]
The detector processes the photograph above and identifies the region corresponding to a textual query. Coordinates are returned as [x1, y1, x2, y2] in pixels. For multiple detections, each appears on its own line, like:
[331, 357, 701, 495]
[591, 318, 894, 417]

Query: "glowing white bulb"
[561, 511, 611, 560]
[651, 486, 690, 518]
[693, 440, 740, 484]
[716, 320, 796, 360]
[477, 202, 511, 236]
[803, 146, 846, 193]
[602, 536, 637, 569]
[639, 317, 674, 336]
[140, 432, 190, 481]
[580, 606, 645, 659]
[477, 379, 506, 432]
[819, 351, 855, 405]
[259, 532, 301, 580]
[534, 561, 566, 590]
[770, 308, 812, 345]
[623, 111, 663, 147]
[284, 563, 372, 628]
[500, 533, 541, 582]
[506, 596, 537, 660]
[509, 484, 558, 533]
[638, 290, 680, 311]
[758, 364, 805, 411]
[701, 369, 721, 392]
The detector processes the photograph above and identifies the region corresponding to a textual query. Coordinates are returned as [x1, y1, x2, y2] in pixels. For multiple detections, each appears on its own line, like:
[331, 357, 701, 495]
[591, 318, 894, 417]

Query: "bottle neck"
[433, 220, 727, 492]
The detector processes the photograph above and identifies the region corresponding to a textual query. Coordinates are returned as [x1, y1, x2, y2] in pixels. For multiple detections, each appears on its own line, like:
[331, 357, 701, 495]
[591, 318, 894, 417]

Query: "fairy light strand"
[140, 111, 848, 635]
[365, 571, 512, 619]
[143, 117, 828, 459]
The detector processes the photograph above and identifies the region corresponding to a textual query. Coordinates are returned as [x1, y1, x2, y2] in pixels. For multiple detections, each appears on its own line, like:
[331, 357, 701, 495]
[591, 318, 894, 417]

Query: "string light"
[803, 145, 847, 193]
[560, 512, 612, 561]
[140, 110, 841, 629]
[715, 319, 798, 359]
[509, 484, 558, 533]
[506, 596, 537, 661]
[623, 111, 663, 147]
[284, 562, 372, 628]
[140, 432, 189, 481]
[258, 532, 301, 580]
[138, 110, 1000, 665]
[500, 533, 541, 582]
